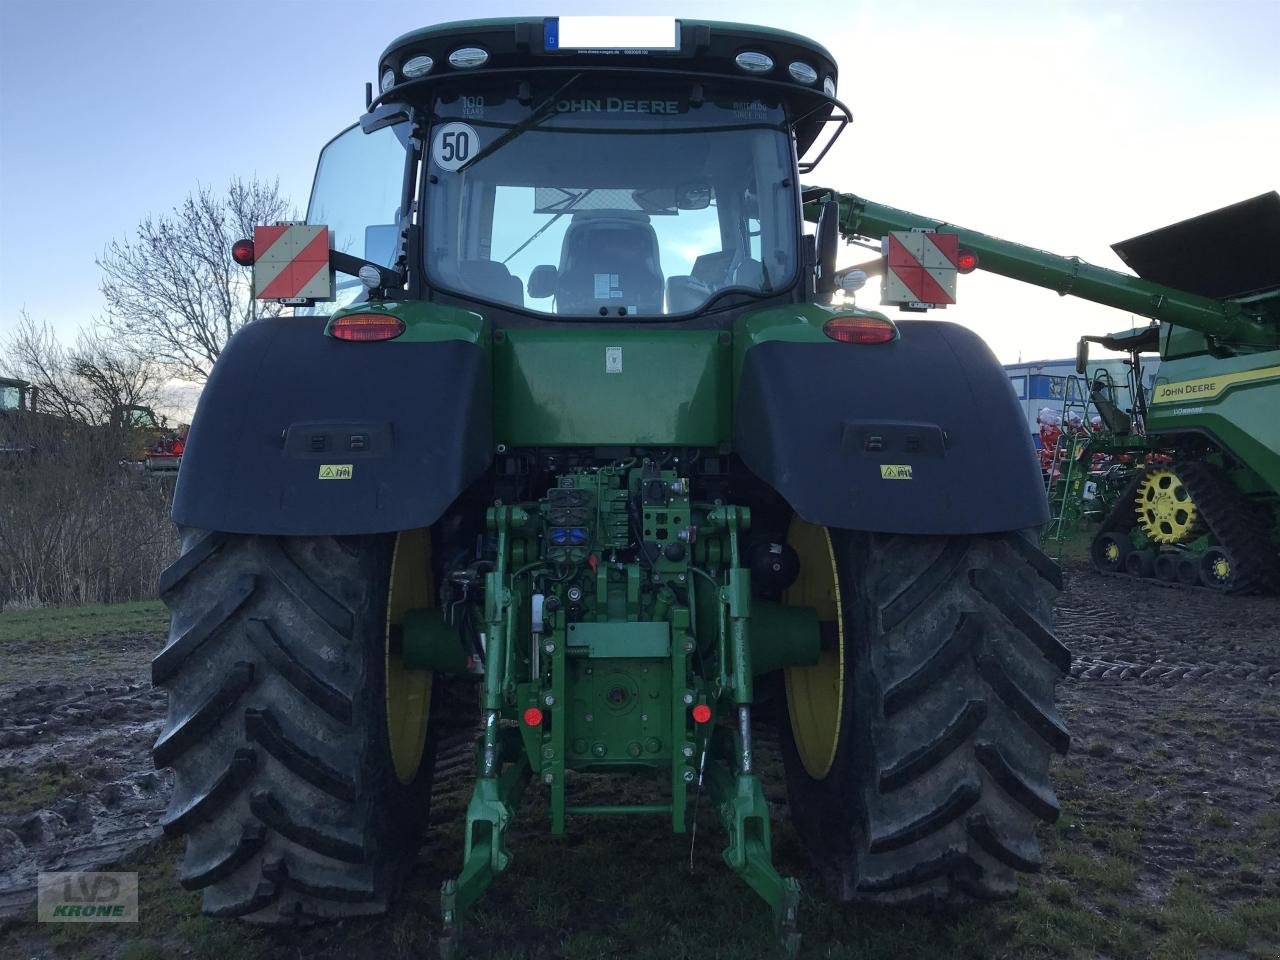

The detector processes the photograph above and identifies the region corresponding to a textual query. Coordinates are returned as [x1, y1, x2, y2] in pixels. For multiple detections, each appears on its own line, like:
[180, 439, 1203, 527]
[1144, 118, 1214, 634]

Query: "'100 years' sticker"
[432, 122, 480, 172]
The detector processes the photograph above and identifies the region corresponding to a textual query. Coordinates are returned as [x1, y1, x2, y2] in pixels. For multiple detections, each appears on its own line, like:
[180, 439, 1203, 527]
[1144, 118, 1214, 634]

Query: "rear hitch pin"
[688, 739, 710, 872]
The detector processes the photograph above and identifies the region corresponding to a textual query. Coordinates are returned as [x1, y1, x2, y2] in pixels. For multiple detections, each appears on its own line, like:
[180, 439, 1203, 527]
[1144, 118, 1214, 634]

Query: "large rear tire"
[781, 525, 1068, 903]
[152, 529, 436, 922]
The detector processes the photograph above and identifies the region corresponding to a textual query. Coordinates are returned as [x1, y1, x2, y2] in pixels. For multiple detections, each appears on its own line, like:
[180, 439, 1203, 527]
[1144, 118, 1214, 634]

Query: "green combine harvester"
[820, 192, 1280, 593]
[150, 15, 1277, 955]
[1069, 194, 1280, 592]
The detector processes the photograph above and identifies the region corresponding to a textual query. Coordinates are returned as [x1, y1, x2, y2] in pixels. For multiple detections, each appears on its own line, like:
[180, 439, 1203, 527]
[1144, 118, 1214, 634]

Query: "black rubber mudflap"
[153, 530, 436, 922]
[781, 531, 1067, 904]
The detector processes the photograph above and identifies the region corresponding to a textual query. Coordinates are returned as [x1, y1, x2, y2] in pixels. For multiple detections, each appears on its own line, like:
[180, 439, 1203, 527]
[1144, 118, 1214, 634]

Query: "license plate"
[545, 16, 679, 51]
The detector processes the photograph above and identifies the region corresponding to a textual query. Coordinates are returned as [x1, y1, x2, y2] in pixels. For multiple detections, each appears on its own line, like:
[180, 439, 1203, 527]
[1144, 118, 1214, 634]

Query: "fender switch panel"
[285, 421, 392, 458]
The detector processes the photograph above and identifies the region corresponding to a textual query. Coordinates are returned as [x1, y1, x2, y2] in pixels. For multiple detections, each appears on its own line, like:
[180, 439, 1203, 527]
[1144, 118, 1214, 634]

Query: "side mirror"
[815, 199, 839, 299]
[360, 102, 411, 134]
[528, 264, 558, 299]
[364, 224, 400, 267]
[1075, 338, 1089, 375]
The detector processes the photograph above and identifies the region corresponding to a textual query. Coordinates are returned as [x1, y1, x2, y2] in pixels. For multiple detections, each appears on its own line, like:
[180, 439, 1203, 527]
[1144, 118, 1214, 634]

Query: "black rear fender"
[172, 316, 491, 536]
[735, 320, 1047, 535]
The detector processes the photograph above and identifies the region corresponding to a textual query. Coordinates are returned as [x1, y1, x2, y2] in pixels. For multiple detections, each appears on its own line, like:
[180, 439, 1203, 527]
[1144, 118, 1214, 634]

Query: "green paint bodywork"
[749, 600, 820, 675]
[400, 608, 467, 672]
[1146, 347, 1280, 492]
[325, 297, 892, 453]
[493, 327, 732, 446]
[565, 620, 670, 658]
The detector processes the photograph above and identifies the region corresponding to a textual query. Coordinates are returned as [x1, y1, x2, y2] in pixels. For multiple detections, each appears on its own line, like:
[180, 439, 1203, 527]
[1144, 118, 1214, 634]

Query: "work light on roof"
[379, 69, 396, 94]
[402, 55, 434, 79]
[734, 51, 774, 74]
[788, 61, 818, 85]
[449, 47, 489, 69]
[823, 75, 837, 98]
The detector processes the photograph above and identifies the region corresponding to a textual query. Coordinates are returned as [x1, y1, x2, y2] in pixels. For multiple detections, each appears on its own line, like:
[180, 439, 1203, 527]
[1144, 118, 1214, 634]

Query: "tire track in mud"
[3, 559, 1279, 922]
[1068, 657, 1280, 682]
[0, 680, 171, 918]
[1052, 559, 1280, 906]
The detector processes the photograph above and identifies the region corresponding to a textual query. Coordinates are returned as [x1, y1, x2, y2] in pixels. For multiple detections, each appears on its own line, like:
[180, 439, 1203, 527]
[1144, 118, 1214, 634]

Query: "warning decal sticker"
[318, 464, 354, 480]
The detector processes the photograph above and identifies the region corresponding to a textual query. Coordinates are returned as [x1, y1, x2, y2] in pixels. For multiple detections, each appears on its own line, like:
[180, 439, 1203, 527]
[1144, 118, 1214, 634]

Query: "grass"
[1046, 527, 1095, 564]
[0, 761, 105, 816]
[0, 598, 166, 682]
[0, 599, 166, 645]
[3, 807, 1276, 960]
[27, 840, 272, 960]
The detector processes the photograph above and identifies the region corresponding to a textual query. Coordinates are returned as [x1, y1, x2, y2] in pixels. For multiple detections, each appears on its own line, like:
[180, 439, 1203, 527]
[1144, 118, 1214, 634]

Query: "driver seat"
[555, 211, 664, 315]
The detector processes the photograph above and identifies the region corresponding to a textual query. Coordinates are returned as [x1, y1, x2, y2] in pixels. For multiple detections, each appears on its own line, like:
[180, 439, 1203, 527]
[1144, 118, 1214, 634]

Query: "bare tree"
[0, 316, 178, 608]
[98, 178, 292, 380]
[72, 327, 163, 425]
[2, 312, 160, 425]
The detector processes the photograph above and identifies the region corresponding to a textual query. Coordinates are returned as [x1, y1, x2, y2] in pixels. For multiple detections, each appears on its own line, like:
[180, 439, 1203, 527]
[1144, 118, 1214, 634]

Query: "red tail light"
[691, 704, 712, 724]
[231, 238, 255, 266]
[957, 250, 978, 273]
[823, 315, 898, 344]
[329, 314, 406, 342]
[522, 707, 544, 727]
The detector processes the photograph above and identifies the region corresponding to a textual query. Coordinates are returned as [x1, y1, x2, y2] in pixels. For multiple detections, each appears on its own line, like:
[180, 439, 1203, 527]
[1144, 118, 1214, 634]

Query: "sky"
[1, 0, 1277, 408]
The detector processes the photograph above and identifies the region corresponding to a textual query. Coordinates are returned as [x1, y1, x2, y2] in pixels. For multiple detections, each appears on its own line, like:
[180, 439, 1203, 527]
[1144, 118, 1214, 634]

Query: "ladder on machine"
[1041, 375, 1094, 561]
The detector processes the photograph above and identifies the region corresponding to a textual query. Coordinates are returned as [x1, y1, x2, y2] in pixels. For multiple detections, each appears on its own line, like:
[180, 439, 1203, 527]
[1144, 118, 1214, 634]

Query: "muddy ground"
[0, 564, 1277, 959]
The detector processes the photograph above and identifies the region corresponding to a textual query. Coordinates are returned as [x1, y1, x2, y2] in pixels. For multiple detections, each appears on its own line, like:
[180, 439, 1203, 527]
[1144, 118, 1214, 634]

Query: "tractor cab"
[112, 404, 163, 430]
[301, 17, 846, 320]
[0, 377, 36, 413]
[0, 377, 37, 459]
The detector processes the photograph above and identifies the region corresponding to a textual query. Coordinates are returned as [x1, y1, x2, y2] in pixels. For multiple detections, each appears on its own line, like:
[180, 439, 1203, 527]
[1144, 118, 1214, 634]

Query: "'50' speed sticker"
[432, 122, 479, 172]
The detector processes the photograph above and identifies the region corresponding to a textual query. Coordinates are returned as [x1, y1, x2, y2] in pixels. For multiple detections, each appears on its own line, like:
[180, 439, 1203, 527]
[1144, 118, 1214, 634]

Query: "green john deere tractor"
[145, 16, 1273, 955]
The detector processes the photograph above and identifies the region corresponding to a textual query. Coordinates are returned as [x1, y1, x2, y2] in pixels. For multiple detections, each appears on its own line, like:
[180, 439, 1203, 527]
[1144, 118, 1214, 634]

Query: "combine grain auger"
[800, 190, 1280, 592]
[148, 15, 1270, 958]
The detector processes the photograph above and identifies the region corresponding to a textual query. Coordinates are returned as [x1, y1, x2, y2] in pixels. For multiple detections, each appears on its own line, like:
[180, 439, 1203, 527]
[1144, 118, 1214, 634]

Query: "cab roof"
[374, 17, 843, 162]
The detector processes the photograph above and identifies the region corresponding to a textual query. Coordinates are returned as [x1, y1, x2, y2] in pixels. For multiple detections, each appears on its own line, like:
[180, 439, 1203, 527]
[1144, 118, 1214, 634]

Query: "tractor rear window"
[423, 84, 798, 318]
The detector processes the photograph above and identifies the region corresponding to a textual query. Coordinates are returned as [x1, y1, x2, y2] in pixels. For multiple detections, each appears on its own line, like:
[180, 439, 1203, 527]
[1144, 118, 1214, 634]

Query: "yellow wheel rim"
[1105, 542, 1121, 562]
[783, 518, 844, 780]
[386, 529, 434, 784]
[1136, 469, 1199, 544]
[1213, 557, 1230, 579]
